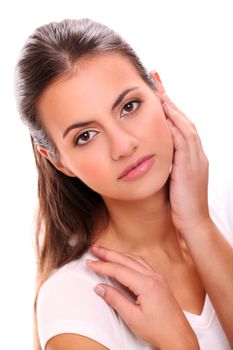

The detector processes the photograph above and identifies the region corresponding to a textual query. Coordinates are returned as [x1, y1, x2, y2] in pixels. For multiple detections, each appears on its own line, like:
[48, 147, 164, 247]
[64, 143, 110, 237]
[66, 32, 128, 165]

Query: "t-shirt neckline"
[183, 294, 215, 329]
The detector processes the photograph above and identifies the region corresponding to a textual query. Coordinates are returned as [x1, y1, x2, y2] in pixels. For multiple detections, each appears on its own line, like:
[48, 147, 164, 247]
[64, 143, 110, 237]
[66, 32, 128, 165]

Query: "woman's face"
[37, 53, 174, 201]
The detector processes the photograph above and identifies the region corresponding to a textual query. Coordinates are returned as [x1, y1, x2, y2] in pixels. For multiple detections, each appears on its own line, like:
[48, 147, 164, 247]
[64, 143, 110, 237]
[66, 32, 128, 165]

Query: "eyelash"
[73, 99, 142, 147]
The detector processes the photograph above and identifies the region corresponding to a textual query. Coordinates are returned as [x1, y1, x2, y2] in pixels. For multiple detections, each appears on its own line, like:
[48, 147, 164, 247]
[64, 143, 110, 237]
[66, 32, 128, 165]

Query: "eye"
[121, 99, 142, 117]
[74, 130, 98, 146]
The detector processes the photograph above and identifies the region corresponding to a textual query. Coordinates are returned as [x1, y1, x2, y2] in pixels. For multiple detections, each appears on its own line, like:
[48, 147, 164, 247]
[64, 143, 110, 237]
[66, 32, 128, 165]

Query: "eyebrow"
[63, 86, 140, 138]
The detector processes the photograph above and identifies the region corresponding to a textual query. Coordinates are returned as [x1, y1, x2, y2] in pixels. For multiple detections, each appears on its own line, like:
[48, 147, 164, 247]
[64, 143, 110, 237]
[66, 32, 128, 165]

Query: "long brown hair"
[14, 18, 157, 349]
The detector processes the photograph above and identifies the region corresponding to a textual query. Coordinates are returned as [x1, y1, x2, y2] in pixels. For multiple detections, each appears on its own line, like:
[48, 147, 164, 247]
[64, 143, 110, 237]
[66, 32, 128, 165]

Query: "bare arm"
[160, 91, 233, 347]
[46, 333, 109, 350]
[182, 219, 233, 347]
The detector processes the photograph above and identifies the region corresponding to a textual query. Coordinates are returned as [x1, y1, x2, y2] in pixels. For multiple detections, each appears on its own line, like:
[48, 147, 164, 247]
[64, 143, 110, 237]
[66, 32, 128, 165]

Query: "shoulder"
[37, 250, 123, 350]
[38, 251, 100, 300]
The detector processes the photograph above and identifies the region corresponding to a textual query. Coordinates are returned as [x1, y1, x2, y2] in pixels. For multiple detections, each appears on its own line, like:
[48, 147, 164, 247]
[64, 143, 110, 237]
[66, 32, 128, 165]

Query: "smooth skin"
[86, 91, 233, 348]
[39, 59, 233, 349]
[46, 86, 201, 350]
[87, 245, 200, 350]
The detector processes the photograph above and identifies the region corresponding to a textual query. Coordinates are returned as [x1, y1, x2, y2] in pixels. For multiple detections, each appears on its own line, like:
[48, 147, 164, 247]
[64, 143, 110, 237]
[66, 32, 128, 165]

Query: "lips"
[117, 154, 155, 180]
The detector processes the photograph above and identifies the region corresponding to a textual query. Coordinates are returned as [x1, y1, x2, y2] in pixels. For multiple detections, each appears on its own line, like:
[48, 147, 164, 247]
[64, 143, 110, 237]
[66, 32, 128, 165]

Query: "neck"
[94, 186, 185, 260]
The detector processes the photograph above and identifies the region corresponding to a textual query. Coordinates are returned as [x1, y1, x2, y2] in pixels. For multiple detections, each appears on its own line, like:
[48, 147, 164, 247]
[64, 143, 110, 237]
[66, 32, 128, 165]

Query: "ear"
[149, 71, 166, 95]
[37, 146, 76, 177]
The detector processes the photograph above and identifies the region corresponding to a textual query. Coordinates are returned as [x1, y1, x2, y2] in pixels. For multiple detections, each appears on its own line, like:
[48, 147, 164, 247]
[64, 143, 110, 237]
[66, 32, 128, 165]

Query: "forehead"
[37, 53, 148, 130]
[40, 52, 146, 100]
[71, 52, 143, 86]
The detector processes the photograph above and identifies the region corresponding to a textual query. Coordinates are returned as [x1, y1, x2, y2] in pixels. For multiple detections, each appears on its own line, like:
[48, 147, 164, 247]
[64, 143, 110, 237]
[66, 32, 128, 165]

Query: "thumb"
[94, 283, 140, 327]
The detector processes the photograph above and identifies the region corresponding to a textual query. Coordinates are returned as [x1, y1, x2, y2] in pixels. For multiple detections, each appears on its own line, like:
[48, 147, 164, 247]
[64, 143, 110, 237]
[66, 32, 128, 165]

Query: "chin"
[108, 172, 171, 202]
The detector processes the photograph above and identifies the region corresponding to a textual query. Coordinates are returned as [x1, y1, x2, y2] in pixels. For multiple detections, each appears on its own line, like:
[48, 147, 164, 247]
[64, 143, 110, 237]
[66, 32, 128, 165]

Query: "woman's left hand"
[161, 94, 211, 236]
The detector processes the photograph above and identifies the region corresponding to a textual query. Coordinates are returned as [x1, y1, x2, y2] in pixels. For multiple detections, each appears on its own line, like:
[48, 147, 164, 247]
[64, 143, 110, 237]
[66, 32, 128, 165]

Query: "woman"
[15, 18, 233, 350]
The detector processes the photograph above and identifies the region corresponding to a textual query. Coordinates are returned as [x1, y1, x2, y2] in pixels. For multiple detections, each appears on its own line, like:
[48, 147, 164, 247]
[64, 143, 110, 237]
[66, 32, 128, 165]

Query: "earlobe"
[52, 162, 77, 177]
[37, 146, 76, 177]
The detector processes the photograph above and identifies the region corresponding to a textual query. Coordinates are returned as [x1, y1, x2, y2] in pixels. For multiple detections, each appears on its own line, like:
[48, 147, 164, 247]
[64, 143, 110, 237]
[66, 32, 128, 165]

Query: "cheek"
[75, 159, 105, 185]
[69, 151, 110, 192]
[153, 118, 173, 148]
[142, 107, 174, 154]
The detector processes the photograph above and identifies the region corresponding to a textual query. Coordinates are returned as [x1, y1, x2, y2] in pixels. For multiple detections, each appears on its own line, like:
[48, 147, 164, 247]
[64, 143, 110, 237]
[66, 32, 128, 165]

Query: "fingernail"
[85, 259, 95, 265]
[94, 285, 105, 297]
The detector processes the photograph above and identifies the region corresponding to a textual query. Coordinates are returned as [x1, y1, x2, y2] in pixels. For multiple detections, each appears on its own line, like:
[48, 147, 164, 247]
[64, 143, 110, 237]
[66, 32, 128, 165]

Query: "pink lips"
[117, 154, 155, 181]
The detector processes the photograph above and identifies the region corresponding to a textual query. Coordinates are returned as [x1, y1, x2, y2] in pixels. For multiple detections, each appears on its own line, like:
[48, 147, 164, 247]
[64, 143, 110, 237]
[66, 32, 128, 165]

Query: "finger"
[160, 94, 185, 116]
[86, 259, 147, 295]
[166, 119, 189, 157]
[163, 103, 195, 134]
[161, 93, 199, 140]
[167, 119, 204, 169]
[122, 253, 153, 271]
[91, 245, 153, 275]
[163, 103, 204, 155]
[94, 283, 141, 328]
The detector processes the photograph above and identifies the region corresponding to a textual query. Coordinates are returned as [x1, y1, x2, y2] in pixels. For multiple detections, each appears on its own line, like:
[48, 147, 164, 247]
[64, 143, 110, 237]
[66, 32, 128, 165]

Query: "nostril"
[111, 139, 138, 161]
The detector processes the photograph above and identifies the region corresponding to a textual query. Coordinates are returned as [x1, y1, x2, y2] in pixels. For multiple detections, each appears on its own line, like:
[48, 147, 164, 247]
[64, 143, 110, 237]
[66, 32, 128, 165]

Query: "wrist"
[160, 334, 200, 350]
[155, 322, 200, 350]
[179, 216, 213, 239]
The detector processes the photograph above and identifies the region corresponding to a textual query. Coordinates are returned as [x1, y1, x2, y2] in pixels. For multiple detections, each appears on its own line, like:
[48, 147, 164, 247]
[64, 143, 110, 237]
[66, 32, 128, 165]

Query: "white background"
[0, 0, 232, 348]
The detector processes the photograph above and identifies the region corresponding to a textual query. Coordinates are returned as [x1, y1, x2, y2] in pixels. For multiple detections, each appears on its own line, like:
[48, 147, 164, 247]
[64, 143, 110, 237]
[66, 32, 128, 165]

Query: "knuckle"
[145, 276, 157, 289]
[188, 129, 198, 140]
[102, 250, 110, 260]
[189, 120, 196, 129]
[103, 289, 113, 304]
[204, 155, 209, 165]
[148, 273, 167, 287]
[200, 153, 209, 166]
[115, 267, 124, 281]
[94, 261, 105, 273]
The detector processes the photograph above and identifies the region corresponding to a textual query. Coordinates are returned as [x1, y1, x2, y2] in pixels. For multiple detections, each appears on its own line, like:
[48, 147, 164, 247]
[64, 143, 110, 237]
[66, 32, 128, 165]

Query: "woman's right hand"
[86, 245, 200, 350]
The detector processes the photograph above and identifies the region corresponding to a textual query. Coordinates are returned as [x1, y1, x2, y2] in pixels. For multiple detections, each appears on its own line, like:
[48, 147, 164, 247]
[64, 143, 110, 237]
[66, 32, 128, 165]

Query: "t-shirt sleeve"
[37, 267, 124, 350]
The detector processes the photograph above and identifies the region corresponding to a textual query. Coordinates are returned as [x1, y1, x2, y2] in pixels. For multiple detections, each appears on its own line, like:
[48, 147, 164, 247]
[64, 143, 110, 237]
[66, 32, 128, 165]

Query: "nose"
[109, 124, 139, 161]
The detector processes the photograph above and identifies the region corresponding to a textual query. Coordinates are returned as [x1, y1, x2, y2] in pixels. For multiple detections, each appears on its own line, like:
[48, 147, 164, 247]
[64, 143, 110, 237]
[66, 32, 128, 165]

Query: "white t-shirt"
[37, 167, 233, 350]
